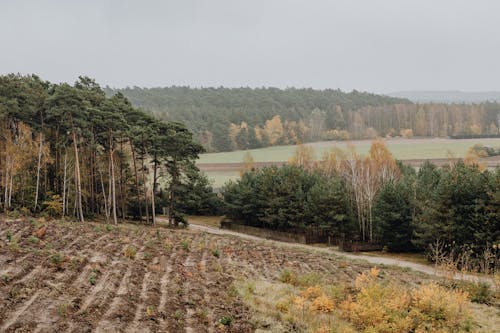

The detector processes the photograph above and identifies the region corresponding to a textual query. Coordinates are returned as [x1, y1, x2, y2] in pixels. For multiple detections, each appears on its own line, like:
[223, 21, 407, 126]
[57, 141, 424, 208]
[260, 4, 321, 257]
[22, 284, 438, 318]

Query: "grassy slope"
[1, 217, 497, 332]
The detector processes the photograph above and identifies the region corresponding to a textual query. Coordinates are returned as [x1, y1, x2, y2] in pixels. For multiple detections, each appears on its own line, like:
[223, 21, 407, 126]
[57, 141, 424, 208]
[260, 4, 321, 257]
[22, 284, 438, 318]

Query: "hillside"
[1, 217, 497, 332]
[104, 86, 411, 151]
[106, 86, 500, 153]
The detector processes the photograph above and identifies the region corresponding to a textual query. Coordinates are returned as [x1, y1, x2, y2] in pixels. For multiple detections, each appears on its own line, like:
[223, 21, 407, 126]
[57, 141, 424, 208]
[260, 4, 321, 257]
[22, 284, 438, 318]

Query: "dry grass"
[237, 267, 497, 333]
[187, 215, 223, 228]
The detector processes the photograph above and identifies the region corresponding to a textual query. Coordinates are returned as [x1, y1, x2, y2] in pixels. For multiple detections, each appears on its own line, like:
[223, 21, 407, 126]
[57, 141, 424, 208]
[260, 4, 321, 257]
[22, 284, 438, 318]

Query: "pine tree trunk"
[151, 156, 157, 225]
[72, 129, 84, 222]
[62, 150, 67, 217]
[4, 159, 9, 212]
[130, 140, 142, 221]
[99, 168, 109, 222]
[34, 132, 43, 211]
[110, 128, 118, 225]
[141, 143, 150, 224]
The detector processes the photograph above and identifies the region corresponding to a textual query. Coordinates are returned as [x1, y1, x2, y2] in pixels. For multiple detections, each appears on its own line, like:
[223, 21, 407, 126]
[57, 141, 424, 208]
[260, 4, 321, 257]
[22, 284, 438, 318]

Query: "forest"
[0, 74, 219, 226]
[223, 143, 500, 271]
[106, 86, 500, 152]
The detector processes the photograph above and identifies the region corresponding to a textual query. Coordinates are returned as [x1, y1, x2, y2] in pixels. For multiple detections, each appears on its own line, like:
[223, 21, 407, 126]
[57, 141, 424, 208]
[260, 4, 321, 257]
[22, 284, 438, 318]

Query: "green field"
[199, 137, 500, 163]
[199, 138, 500, 187]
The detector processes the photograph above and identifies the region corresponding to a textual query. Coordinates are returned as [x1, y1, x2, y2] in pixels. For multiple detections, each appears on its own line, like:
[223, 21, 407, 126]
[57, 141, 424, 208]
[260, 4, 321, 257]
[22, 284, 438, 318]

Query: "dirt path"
[187, 221, 493, 285]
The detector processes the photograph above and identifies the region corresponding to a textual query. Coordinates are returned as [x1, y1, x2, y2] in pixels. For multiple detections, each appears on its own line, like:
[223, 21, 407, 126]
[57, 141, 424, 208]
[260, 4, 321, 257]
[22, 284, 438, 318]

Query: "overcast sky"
[1, 0, 499, 93]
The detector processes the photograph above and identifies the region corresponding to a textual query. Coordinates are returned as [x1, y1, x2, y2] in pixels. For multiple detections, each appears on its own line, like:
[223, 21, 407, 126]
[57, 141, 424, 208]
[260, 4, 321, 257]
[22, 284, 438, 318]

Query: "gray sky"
[1, 0, 499, 93]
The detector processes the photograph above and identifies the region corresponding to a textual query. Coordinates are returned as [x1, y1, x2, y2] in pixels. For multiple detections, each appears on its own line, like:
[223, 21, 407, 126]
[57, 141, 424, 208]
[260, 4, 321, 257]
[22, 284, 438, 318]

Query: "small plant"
[219, 315, 232, 326]
[8, 209, 20, 218]
[89, 271, 98, 285]
[279, 269, 296, 284]
[49, 252, 64, 269]
[1, 274, 12, 285]
[143, 252, 152, 261]
[124, 246, 137, 259]
[8, 237, 20, 251]
[57, 301, 72, 317]
[443, 280, 493, 304]
[29, 219, 40, 227]
[94, 225, 102, 233]
[156, 229, 161, 240]
[146, 305, 155, 317]
[105, 224, 113, 232]
[174, 309, 184, 322]
[19, 207, 30, 216]
[29, 236, 40, 244]
[41, 195, 63, 218]
[181, 240, 190, 251]
[6, 231, 12, 242]
[211, 248, 220, 258]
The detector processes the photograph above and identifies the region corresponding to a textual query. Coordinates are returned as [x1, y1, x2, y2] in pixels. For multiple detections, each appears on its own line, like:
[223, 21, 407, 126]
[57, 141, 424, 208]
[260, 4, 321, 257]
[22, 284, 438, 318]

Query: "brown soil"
[0, 217, 448, 332]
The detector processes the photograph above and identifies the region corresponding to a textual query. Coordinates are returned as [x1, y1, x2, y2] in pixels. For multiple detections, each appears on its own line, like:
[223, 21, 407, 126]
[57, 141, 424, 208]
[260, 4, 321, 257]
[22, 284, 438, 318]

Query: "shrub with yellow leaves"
[340, 269, 474, 332]
[301, 285, 323, 299]
[310, 294, 335, 313]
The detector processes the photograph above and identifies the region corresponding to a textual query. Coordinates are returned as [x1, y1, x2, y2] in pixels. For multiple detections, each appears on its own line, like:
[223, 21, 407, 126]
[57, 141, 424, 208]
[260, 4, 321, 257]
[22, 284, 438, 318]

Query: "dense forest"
[106, 86, 500, 152]
[223, 143, 500, 271]
[0, 74, 219, 225]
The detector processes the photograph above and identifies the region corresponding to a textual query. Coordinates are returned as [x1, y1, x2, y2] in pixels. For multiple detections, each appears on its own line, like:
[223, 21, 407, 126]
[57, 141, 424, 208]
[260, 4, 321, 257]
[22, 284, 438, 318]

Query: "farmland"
[198, 138, 500, 186]
[1, 217, 498, 332]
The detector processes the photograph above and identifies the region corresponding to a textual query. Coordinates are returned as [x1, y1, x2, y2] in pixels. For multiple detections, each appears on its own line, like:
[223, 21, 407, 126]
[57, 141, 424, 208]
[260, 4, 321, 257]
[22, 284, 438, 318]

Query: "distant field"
[199, 138, 500, 187]
[199, 137, 500, 163]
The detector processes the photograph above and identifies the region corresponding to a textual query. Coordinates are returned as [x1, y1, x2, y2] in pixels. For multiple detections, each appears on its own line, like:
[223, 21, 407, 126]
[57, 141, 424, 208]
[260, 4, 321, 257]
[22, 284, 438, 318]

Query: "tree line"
[0, 74, 219, 225]
[105, 86, 500, 152]
[223, 142, 500, 270]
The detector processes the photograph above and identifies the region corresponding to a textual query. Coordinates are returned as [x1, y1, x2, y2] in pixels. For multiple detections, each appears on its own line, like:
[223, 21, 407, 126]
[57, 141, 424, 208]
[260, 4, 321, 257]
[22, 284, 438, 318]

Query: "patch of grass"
[49, 252, 64, 269]
[28, 236, 40, 244]
[279, 269, 322, 287]
[105, 224, 113, 232]
[57, 301, 73, 317]
[181, 240, 190, 251]
[143, 251, 152, 261]
[211, 248, 220, 258]
[187, 216, 223, 228]
[218, 315, 232, 326]
[124, 245, 137, 259]
[8, 236, 20, 251]
[88, 271, 98, 286]
[146, 305, 155, 317]
[441, 280, 495, 305]
[1, 274, 12, 285]
[174, 309, 184, 322]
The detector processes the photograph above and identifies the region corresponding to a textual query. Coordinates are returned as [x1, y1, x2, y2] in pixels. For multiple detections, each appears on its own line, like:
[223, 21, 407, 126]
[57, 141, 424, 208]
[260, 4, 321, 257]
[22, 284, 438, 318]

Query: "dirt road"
[188, 221, 493, 285]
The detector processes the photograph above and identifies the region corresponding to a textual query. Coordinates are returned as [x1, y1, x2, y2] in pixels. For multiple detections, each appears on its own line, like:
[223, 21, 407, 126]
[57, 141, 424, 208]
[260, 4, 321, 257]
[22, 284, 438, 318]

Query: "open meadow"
[1, 217, 498, 332]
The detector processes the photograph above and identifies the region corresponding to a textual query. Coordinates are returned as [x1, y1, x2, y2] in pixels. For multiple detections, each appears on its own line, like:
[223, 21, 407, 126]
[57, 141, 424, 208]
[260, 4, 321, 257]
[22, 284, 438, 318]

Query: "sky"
[1, 0, 499, 93]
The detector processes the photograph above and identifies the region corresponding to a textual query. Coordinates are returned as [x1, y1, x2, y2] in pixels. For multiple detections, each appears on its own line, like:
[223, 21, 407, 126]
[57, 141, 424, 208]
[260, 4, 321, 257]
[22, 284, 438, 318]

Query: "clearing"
[0, 217, 498, 332]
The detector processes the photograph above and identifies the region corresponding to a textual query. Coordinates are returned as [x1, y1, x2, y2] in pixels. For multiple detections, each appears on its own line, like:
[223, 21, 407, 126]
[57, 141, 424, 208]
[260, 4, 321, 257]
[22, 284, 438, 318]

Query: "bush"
[124, 246, 137, 259]
[42, 194, 62, 217]
[340, 268, 473, 332]
[441, 280, 494, 305]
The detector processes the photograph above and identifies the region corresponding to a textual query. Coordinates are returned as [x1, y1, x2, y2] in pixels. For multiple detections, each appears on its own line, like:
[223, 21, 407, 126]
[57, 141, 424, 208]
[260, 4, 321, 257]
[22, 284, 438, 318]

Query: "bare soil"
[0, 217, 492, 332]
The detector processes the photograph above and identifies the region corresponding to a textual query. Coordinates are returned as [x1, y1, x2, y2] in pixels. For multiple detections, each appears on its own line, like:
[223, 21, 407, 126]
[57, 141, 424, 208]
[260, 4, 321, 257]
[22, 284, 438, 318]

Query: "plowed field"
[0, 217, 494, 332]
